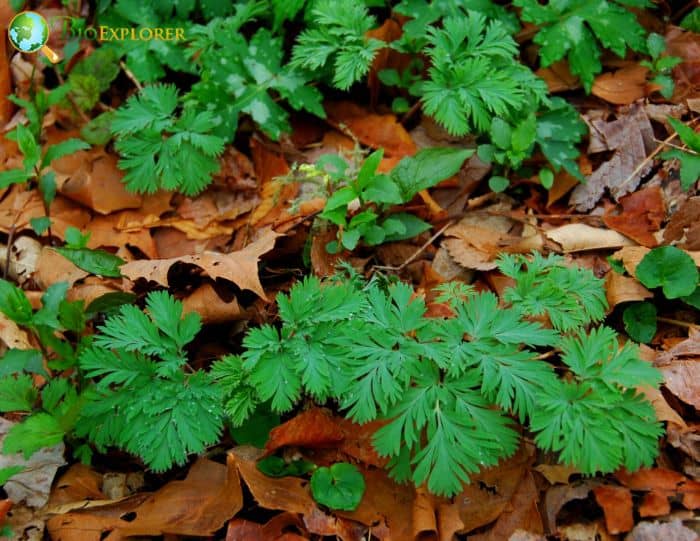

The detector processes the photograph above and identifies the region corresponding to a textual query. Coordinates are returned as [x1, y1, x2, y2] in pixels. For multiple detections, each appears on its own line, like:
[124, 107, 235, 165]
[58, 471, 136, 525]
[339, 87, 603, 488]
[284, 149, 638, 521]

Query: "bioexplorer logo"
[6, 11, 185, 64]
[7, 11, 60, 63]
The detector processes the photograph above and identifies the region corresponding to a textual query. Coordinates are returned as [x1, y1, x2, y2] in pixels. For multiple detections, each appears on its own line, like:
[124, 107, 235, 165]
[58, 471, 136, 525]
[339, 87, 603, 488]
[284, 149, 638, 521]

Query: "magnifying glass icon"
[8, 11, 61, 64]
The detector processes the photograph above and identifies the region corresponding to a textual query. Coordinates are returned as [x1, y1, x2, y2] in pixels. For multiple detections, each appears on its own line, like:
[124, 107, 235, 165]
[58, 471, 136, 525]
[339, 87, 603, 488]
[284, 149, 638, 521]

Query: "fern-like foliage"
[111, 84, 225, 195]
[291, 0, 385, 90]
[212, 255, 661, 497]
[78, 291, 223, 472]
[498, 252, 608, 331]
[421, 12, 548, 136]
[514, 0, 650, 91]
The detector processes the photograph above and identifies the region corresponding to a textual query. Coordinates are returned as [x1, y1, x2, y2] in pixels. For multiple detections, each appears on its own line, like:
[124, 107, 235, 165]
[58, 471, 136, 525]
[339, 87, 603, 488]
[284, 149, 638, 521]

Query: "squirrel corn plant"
[110, 84, 226, 195]
[77, 291, 224, 471]
[212, 254, 663, 497]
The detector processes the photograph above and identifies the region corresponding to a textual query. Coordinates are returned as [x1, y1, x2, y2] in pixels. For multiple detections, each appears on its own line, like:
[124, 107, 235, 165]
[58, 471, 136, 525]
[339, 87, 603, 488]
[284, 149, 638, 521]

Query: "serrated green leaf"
[3, 413, 65, 458]
[54, 247, 124, 278]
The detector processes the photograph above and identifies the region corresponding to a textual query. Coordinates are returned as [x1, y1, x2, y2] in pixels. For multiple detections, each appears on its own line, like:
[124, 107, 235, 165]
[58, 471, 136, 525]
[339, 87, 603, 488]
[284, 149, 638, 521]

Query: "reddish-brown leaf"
[593, 485, 634, 534]
[602, 186, 666, 247]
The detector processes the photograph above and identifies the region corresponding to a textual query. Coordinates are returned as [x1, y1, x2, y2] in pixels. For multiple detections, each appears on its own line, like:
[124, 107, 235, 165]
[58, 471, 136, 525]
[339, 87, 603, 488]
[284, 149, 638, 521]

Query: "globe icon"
[8, 11, 50, 54]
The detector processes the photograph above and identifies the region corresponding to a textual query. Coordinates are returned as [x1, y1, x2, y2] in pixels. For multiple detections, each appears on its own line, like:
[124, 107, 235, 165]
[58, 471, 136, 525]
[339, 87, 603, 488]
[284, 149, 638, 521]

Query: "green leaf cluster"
[110, 84, 226, 195]
[313, 147, 472, 252]
[212, 254, 662, 496]
[78, 291, 224, 471]
[0, 280, 88, 458]
[514, 0, 650, 92]
[640, 33, 682, 100]
[187, 9, 324, 140]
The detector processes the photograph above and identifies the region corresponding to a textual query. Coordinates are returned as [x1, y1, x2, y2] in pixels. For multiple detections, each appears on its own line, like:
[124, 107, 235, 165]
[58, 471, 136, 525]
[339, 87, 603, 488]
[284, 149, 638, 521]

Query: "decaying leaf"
[570, 105, 655, 211]
[592, 485, 634, 534]
[120, 228, 281, 299]
[603, 186, 666, 247]
[591, 65, 649, 105]
[605, 271, 653, 309]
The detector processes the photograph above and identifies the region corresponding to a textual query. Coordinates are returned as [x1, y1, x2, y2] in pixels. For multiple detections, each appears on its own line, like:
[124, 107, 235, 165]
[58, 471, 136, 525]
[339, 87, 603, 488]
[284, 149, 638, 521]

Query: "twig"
[120, 61, 143, 91]
[657, 317, 700, 330]
[655, 139, 699, 155]
[373, 220, 455, 272]
[618, 116, 700, 192]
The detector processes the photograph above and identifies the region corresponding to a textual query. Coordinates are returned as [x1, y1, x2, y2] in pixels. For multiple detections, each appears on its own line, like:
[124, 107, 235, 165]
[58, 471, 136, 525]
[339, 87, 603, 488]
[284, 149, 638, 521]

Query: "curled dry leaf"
[591, 65, 649, 105]
[249, 138, 295, 227]
[603, 186, 666, 247]
[592, 485, 634, 534]
[0, 236, 41, 285]
[182, 283, 245, 324]
[605, 271, 653, 309]
[48, 464, 105, 507]
[546, 223, 635, 253]
[543, 480, 600, 533]
[120, 228, 282, 299]
[0, 312, 32, 350]
[659, 361, 700, 410]
[534, 464, 579, 485]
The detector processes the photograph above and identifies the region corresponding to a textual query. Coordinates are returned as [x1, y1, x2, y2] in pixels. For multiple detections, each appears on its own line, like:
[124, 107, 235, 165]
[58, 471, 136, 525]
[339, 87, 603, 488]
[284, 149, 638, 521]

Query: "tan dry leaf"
[639, 385, 687, 428]
[55, 151, 142, 215]
[182, 283, 245, 324]
[0, 236, 41, 285]
[230, 446, 315, 516]
[660, 361, 700, 409]
[0, 312, 32, 350]
[626, 520, 699, 541]
[534, 464, 579, 485]
[544, 480, 599, 532]
[605, 271, 653, 309]
[546, 223, 635, 252]
[664, 196, 700, 250]
[120, 228, 281, 299]
[592, 65, 649, 105]
[34, 247, 89, 289]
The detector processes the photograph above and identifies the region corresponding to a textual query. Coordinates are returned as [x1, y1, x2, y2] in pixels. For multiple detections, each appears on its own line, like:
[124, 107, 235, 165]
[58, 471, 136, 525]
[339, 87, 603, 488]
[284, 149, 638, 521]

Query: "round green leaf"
[636, 246, 699, 299]
[539, 168, 554, 189]
[488, 176, 510, 193]
[623, 302, 657, 343]
[310, 462, 365, 511]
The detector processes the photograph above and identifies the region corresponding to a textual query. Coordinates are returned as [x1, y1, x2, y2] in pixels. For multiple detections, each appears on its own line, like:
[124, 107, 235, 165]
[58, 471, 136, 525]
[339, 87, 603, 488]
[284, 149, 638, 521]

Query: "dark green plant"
[662, 117, 700, 191]
[212, 254, 663, 496]
[514, 0, 650, 92]
[77, 291, 224, 471]
[110, 84, 226, 195]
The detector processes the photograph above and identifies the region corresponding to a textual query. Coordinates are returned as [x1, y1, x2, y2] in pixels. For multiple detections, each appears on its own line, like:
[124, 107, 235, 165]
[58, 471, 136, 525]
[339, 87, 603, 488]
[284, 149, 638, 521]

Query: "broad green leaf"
[54, 247, 124, 278]
[39, 171, 57, 206]
[391, 147, 474, 202]
[0, 349, 46, 377]
[310, 462, 365, 511]
[623, 302, 657, 343]
[41, 139, 91, 168]
[489, 176, 510, 192]
[86, 292, 138, 316]
[30, 216, 51, 235]
[0, 466, 24, 485]
[229, 408, 280, 448]
[356, 149, 384, 190]
[381, 213, 431, 242]
[0, 169, 31, 189]
[636, 246, 699, 299]
[3, 413, 65, 458]
[0, 279, 33, 325]
[0, 374, 38, 412]
[682, 286, 700, 310]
